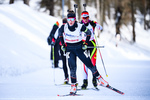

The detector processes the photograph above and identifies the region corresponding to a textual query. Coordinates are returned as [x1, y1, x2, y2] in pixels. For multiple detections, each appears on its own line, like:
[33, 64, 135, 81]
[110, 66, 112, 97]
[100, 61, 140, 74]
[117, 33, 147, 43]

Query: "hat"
[67, 10, 76, 18]
[62, 18, 67, 23]
[81, 11, 89, 18]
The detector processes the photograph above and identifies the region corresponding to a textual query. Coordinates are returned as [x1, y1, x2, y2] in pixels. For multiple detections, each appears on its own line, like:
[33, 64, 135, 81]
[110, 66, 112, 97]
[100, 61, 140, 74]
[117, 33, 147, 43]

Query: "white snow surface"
[0, 2, 150, 100]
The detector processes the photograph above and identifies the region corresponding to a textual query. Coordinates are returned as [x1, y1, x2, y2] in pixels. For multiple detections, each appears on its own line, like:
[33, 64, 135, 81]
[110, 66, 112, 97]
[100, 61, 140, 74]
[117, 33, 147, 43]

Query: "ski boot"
[81, 79, 88, 89]
[64, 78, 69, 84]
[70, 83, 77, 94]
[97, 75, 109, 87]
[92, 77, 97, 88]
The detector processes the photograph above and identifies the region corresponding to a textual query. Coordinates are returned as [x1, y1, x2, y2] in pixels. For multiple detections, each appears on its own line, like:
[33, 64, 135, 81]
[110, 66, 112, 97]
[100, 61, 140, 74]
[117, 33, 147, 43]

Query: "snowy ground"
[1, 60, 150, 100]
[0, 2, 150, 100]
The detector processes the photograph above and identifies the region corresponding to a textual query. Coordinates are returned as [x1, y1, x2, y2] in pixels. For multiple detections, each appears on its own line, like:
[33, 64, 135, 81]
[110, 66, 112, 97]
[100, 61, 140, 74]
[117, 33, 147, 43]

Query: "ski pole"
[83, 4, 86, 11]
[74, 4, 78, 15]
[52, 46, 56, 84]
[95, 35, 108, 77]
[87, 46, 105, 48]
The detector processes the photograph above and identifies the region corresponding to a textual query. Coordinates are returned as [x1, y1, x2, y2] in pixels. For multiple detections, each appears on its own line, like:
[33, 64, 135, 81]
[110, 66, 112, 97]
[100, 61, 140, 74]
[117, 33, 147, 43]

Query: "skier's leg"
[54, 43, 60, 68]
[67, 52, 77, 83]
[50, 46, 54, 67]
[67, 51, 77, 94]
[76, 48, 109, 86]
[81, 64, 88, 89]
[60, 48, 69, 84]
[83, 64, 88, 79]
[76, 48, 99, 77]
[90, 40, 98, 87]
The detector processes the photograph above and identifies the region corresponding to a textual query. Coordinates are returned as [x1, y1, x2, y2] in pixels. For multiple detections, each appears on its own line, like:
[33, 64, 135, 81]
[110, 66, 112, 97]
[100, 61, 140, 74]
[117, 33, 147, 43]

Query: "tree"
[131, 0, 136, 43]
[39, 0, 54, 16]
[9, 0, 29, 5]
[100, 0, 104, 27]
[143, 0, 146, 30]
[9, 0, 14, 4]
[23, 0, 29, 6]
[74, 0, 82, 21]
[115, 6, 122, 37]
[67, 0, 71, 11]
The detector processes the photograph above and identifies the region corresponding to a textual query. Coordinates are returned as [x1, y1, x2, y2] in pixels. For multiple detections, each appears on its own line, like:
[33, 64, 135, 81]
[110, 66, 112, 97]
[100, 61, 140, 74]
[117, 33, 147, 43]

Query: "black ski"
[57, 93, 83, 97]
[100, 84, 124, 95]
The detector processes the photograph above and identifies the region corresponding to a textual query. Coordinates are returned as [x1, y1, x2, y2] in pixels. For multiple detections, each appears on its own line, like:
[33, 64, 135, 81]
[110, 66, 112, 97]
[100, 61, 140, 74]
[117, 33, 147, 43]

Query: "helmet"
[81, 11, 89, 18]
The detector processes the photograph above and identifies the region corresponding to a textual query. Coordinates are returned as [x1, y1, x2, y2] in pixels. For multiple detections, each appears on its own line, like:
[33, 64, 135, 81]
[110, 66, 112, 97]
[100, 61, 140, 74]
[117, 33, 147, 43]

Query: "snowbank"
[0, 2, 60, 76]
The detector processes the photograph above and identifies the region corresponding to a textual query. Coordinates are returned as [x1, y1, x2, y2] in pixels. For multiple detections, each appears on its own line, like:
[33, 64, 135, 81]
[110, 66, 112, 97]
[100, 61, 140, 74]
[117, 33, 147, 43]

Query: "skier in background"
[115, 7, 122, 47]
[47, 18, 69, 84]
[59, 10, 109, 94]
[80, 11, 103, 89]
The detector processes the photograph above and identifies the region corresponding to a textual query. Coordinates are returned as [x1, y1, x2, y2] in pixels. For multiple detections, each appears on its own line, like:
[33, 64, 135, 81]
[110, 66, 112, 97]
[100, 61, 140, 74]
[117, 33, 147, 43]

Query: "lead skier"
[58, 10, 109, 94]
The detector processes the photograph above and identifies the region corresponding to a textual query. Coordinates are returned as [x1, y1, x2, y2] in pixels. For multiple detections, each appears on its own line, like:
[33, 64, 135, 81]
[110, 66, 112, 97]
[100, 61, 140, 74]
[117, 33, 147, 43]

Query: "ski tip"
[57, 94, 60, 96]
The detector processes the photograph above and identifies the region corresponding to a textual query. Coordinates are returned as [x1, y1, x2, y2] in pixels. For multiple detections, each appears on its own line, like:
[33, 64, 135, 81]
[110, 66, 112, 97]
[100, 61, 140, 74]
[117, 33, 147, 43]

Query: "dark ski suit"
[47, 22, 68, 79]
[59, 21, 100, 83]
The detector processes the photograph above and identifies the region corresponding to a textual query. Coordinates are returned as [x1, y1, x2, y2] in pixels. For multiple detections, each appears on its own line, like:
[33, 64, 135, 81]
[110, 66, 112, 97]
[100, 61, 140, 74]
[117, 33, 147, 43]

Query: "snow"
[0, 2, 150, 100]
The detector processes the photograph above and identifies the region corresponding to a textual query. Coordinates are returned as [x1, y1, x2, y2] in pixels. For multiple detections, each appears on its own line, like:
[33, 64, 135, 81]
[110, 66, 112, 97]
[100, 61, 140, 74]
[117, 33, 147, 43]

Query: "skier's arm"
[81, 25, 91, 43]
[54, 29, 59, 39]
[90, 21, 103, 31]
[58, 25, 65, 45]
[48, 21, 59, 38]
[94, 21, 103, 31]
[47, 21, 59, 45]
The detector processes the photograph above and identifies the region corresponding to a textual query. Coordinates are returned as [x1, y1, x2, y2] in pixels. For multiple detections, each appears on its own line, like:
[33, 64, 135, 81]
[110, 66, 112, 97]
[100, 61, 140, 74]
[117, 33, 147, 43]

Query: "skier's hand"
[47, 37, 55, 46]
[51, 38, 55, 46]
[61, 44, 66, 52]
[82, 42, 88, 50]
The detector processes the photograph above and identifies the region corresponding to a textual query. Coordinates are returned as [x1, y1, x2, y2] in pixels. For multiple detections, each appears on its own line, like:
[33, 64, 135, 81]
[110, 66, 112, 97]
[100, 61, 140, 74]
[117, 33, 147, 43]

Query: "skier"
[47, 18, 69, 84]
[80, 11, 104, 89]
[47, 21, 60, 68]
[115, 7, 122, 47]
[58, 10, 109, 94]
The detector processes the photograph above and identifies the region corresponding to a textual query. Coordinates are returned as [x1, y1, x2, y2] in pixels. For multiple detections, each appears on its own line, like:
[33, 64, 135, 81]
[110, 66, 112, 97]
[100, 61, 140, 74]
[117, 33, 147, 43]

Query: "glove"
[82, 42, 88, 50]
[61, 44, 66, 52]
[51, 38, 55, 46]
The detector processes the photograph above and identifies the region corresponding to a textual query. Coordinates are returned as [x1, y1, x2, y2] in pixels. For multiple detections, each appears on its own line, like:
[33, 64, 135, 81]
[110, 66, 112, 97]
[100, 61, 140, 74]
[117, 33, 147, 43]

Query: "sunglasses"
[82, 17, 89, 19]
[67, 18, 75, 21]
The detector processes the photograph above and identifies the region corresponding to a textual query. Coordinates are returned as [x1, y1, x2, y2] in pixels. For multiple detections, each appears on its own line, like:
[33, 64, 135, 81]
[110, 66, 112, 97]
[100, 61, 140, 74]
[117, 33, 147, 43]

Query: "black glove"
[51, 38, 55, 46]
[61, 44, 66, 52]
[47, 37, 55, 46]
[82, 42, 88, 50]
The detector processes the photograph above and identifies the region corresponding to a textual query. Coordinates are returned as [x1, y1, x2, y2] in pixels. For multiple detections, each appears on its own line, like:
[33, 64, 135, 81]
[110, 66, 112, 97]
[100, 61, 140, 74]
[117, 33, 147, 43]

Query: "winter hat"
[62, 18, 67, 24]
[67, 10, 76, 18]
[81, 11, 89, 18]
[54, 21, 59, 26]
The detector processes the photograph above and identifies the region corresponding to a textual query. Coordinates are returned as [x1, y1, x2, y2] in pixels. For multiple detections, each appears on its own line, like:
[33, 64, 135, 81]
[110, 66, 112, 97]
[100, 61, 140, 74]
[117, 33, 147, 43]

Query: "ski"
[92, 87, 99, 91]
[57, 93, 83, 97]
[55, 83, 71, 86]
[77, 87, 99, 91]
[100, 84, 124, 95]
